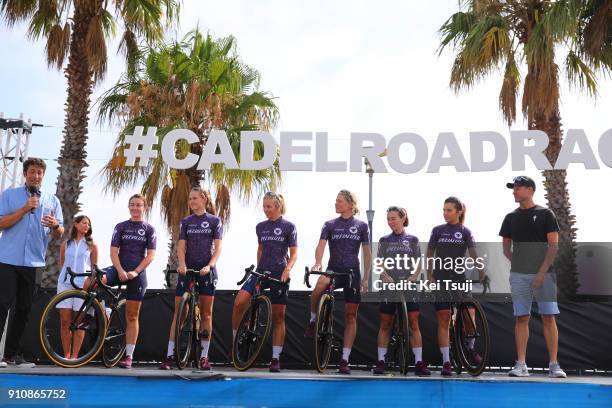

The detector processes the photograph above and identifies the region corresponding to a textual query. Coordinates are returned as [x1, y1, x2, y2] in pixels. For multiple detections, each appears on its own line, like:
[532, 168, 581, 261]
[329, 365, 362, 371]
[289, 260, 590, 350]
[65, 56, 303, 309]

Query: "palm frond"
[566, 49, 598, 96]
[499, 51, 520, 125]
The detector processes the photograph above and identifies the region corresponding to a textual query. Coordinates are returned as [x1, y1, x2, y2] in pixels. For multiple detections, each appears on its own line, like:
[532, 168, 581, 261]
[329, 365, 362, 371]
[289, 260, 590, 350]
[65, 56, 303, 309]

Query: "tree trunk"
[532, 110, 580, 298]
[164, 234, 179, 289]
[43, 1, 97, 287]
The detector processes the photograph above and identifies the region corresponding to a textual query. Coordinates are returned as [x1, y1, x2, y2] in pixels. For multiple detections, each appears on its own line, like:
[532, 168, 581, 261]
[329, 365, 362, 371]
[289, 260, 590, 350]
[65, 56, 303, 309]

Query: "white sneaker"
[0, 360, 7, 368]
[508, 361, 529, 377]
[549, 362, 567, 378]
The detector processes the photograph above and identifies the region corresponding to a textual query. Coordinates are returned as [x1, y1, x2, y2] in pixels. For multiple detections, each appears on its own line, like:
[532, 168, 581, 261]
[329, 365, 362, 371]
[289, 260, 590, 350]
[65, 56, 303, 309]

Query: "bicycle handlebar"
[66, 265, 123, 293]
[236, 265, 289, 286]
[65, 267, 90, 290]
[303, 267, 353, 289]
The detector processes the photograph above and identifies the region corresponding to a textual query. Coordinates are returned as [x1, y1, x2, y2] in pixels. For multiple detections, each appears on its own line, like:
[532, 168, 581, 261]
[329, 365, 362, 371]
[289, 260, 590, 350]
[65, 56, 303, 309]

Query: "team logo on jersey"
[137, 229, 146, 236]
[533, 215, 537, 222]
[201, 221, 210, 228]
[274, 228, 282, 235]
[402, 239, 411, 247]
[349, 226, 358, 234]
[454, 232, 463, 239]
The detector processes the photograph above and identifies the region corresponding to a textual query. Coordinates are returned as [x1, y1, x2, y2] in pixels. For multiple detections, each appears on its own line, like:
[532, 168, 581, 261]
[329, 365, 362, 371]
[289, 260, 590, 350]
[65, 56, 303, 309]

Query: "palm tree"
[98, 30, 280, 284]
[438, 0, 611, 297]
[578, 0, 612, 64]
[0, 0, 180, 286]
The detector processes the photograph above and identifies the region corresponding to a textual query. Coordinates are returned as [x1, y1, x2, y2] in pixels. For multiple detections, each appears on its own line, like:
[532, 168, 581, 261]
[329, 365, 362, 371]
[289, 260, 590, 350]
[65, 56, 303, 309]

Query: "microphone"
[28, 186, 41, 214]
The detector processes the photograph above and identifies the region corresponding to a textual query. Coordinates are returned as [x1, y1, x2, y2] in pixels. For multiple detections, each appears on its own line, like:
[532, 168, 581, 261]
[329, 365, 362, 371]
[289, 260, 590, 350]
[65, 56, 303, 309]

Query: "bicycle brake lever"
[304, 267, 311, 288]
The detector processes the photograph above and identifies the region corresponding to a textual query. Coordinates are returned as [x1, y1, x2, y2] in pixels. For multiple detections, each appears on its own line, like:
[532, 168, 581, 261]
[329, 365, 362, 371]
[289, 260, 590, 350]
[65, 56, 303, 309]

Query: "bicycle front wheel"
[175, 292, 195, 369]
[455, 299, 490, 376]
[103, 299, 126, 368]
[39, 290, 106, 368]
[314, 294, 334, 373]
[392, 302, 410, 375]
[232, 296, 272, 371]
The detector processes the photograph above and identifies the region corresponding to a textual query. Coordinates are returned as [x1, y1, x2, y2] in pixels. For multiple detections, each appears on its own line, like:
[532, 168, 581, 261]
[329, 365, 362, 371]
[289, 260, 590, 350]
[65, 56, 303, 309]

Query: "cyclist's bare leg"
[408, 311, 422, 348]
[125, 300, 142, 348]
[310, 275, 331, 315]
[231, 290, 252, 333]
[343, 303, 359, 349]
[167, 297, 182, 343]
[272, 304, 286, 347]
[377, 313, 393, 348]
[199, 295, 214, 340]
[436, 309, 451, 348]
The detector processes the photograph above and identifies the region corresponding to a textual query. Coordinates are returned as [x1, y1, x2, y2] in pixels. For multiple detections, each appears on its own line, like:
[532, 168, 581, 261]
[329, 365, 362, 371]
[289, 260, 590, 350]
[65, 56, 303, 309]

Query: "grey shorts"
[509, 272, 559, 316]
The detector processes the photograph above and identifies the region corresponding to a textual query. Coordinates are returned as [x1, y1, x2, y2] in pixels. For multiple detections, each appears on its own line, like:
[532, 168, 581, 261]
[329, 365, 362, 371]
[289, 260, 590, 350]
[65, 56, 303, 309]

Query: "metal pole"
[365, 159, 375, 290]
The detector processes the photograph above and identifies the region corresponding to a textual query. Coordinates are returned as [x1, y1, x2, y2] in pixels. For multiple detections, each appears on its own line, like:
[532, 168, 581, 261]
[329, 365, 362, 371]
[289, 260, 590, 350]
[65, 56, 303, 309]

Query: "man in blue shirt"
[0, 158, 64, 367]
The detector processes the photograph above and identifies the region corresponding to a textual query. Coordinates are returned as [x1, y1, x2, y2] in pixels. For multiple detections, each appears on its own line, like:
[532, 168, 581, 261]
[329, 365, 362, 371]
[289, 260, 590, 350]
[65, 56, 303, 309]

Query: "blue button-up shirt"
[0, 185, 63, 267]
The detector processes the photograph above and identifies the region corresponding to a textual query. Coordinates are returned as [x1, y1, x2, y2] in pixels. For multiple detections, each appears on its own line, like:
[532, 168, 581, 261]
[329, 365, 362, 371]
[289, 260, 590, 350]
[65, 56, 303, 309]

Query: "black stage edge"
[16, 289, 612, 371]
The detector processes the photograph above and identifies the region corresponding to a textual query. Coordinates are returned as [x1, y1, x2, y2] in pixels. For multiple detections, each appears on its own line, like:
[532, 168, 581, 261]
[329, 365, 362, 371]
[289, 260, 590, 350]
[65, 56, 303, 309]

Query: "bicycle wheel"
[449, 314, 462, 375]
[102, 299, 126, 368]
[39, 290, 106, 368]
[314, 294, 334, 373]
[232, 296, 272, 371]
[391, 302, 410, 375]
[455, 299, 490, 376]
[175, 292, 194, 369]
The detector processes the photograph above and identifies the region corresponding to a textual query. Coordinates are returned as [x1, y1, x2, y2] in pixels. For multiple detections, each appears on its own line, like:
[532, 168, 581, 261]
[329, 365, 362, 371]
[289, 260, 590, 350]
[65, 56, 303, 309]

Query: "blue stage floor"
[2, 366, 611, 407]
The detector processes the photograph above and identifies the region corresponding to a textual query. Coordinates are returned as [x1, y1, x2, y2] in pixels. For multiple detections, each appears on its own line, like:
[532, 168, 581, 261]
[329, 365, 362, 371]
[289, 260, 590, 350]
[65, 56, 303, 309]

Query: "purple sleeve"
[178, 219, 187, 241]
[427, 227, 439, 252]
[319, 222, 330, 241]
[213, 218, 223, 240]
[412, 237, 422, 258]
[361, 223, 370, 243]
[147, 225, 157, 250]
[256, 224, 262, 244]
[287, 224, 297, 247]
[465, 227, 476, 248]
[111, 223, 122, 248]
[376, 236, 385, 258]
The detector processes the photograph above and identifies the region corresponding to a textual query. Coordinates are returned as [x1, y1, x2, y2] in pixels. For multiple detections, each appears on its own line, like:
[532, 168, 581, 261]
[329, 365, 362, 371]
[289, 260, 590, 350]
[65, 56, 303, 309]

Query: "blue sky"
[1, 1, 611, 290]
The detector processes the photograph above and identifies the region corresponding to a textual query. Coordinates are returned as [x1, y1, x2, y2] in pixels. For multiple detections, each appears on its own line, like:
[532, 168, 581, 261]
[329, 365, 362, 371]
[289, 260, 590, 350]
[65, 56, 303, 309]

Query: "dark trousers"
[0, 262, 37, 358]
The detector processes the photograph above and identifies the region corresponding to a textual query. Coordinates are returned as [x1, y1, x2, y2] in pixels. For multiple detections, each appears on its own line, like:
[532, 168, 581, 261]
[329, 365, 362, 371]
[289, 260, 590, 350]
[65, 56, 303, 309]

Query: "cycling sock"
[167, 341, 175, 357]
[467, 338, 475, 350]
[232, 329, 237, 341]
[272, 346, 283, 359]
[126, 344, 136, 358]
[342, 348, 351, 361]
[310, 312, 316, 322]
[200, 340, 210, 358]
[413, 347, 423, 362]
[440, 347, 450, 363]
[377, 347, 387, 361]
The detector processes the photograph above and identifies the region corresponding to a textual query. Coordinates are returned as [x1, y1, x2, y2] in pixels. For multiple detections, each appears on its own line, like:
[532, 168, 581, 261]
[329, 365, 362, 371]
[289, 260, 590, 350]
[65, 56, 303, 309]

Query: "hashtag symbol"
[123, 126, 159, 167]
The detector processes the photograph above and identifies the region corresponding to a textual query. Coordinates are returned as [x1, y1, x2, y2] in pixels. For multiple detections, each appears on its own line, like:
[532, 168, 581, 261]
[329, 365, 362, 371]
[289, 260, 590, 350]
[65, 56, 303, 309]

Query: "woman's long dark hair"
[68, 215, 94, 251]
[444, 196, 466, 224]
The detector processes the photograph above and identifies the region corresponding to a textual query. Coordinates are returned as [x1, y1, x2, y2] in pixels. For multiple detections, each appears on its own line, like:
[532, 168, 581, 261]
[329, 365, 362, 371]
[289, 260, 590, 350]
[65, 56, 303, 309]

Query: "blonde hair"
[338, 189, 359, 215]
[264, 191, 286, 215]
[129, 193, 147, 208]
[191, 187, 216, 215]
